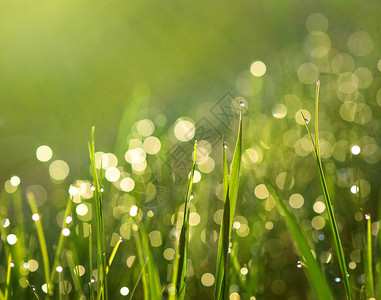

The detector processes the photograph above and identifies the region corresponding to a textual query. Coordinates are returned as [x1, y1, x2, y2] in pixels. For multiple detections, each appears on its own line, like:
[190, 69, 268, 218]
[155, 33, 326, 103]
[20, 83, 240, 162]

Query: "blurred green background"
[1, 0, 379, 182]
[1, 1, 381, 299]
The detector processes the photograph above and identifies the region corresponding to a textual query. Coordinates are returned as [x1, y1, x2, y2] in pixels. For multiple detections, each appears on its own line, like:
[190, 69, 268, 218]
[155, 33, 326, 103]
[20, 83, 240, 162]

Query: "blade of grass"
[170, 141, 197, 300]
[4, 253, 12, 300]
[88, 127, 108, 300]
[133, 223, 161, 299]
[27, 281, 40, 300]
[89, 224, 95, 300]
[364, 213, 374, 298]
[106, 237, 122, 275]
[215, 107, 243, 300]
[267, 184, 334, 299]
[129, 260, 148, 300]
[50, 196, 73, 287]
[228, 107, 243, 228]
[301, 81, 352, 299]
[97, 237, 123, 300]
[66, 246, 84, 298]
[133, 228, 149, 299]
[139, 224, 162, 299]
[26, 192, 52, 295]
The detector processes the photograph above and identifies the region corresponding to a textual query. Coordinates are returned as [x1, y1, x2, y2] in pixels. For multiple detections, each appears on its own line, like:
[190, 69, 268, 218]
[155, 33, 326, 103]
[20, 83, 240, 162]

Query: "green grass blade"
[50, 196, 73, 287]
[140, 225, 162, 299]
[302, 81, 352, 299]
[89, 127, 108, 300]
[89, 224, 95, 300]
[106, 237, 122, 275]
[66, 245, 85, 298]
[133, 224, 161, 299]
[129, 260, 148, 300]
[215, 109, 243, 300]
[215, 185, 230, 300]
[228, 108, 242, 229]
[267, 184, 334, 300]
[170, 141, 197, 300]
[26, 192, 52, 294]
[215, 139, 228, 300]
[133, 229, 149, 299]
[4, 253, 12, 300]
[364, 213, 374, 298]
[27, 281, 40, 300]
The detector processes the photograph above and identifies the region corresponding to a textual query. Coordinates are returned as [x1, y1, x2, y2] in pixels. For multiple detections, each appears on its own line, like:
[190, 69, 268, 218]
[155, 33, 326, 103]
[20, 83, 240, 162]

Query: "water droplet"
[90, 185, 95, 191]
[227, 248, 232, 254]
[296, 261, 302, 268]
[31, 285, 36, 291]
[223, 142, 228, 149]
[239, 100, 245, 108]
[10, 261, 15, 268]
[365, 213, 370, 220]
[316, 80, 320, 86]
[334, 277, 341, 283]
[91, 276, 95, 283]
[119, 237, 123, 242]
[304, 118, 309, 124]
[190, 193, 194, 200]
[100, 185, 105, 193]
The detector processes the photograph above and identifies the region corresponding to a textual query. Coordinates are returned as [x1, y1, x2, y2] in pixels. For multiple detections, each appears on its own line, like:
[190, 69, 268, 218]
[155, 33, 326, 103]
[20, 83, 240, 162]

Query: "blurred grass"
[1, 1, 381, 299]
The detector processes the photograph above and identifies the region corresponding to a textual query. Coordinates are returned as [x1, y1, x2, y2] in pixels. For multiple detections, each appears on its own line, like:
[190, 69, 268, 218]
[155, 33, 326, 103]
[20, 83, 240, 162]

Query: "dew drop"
[90, 185, 95, 191]
[10, 261, 15, 268]
[119, 237, 123, 242]
[91, 276, 96, 283]
[239, 100, 245, 108]
[190, 193, 194, 200]
[365, 213, 370, 220]
[223, 142, 228, 149]
[100, 185, 105, 193]
[227, 248, 232, 254]
[31, 285, 36, 291]
[334, 277, 341, 283]
[296, 261, 302, 268]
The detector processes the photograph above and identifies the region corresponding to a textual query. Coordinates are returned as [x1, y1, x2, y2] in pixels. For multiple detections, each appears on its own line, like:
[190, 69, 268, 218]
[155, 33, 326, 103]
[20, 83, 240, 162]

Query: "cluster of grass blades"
[261, 81, 377, 300]
[3, 85, 380, 299]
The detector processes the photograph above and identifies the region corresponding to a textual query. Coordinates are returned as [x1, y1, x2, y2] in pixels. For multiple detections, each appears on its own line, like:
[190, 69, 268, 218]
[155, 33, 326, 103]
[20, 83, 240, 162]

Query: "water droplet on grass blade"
[365, 213, 370, 220]
[90, 185, 95, 191]
[296, 261, 302, 268]
[10, 261, 15, 267]
[334, 277, 341, 282]
[223, 142, 228, 149]
[91, 276, 95, 283]
[239, 100, 245, 108]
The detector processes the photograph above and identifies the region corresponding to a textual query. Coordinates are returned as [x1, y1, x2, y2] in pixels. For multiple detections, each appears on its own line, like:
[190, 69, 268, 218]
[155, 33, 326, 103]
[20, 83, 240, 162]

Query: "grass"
[215, 106, 242, 300]
[0, 85, 380, 299]
[302, 81, 351, 299]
